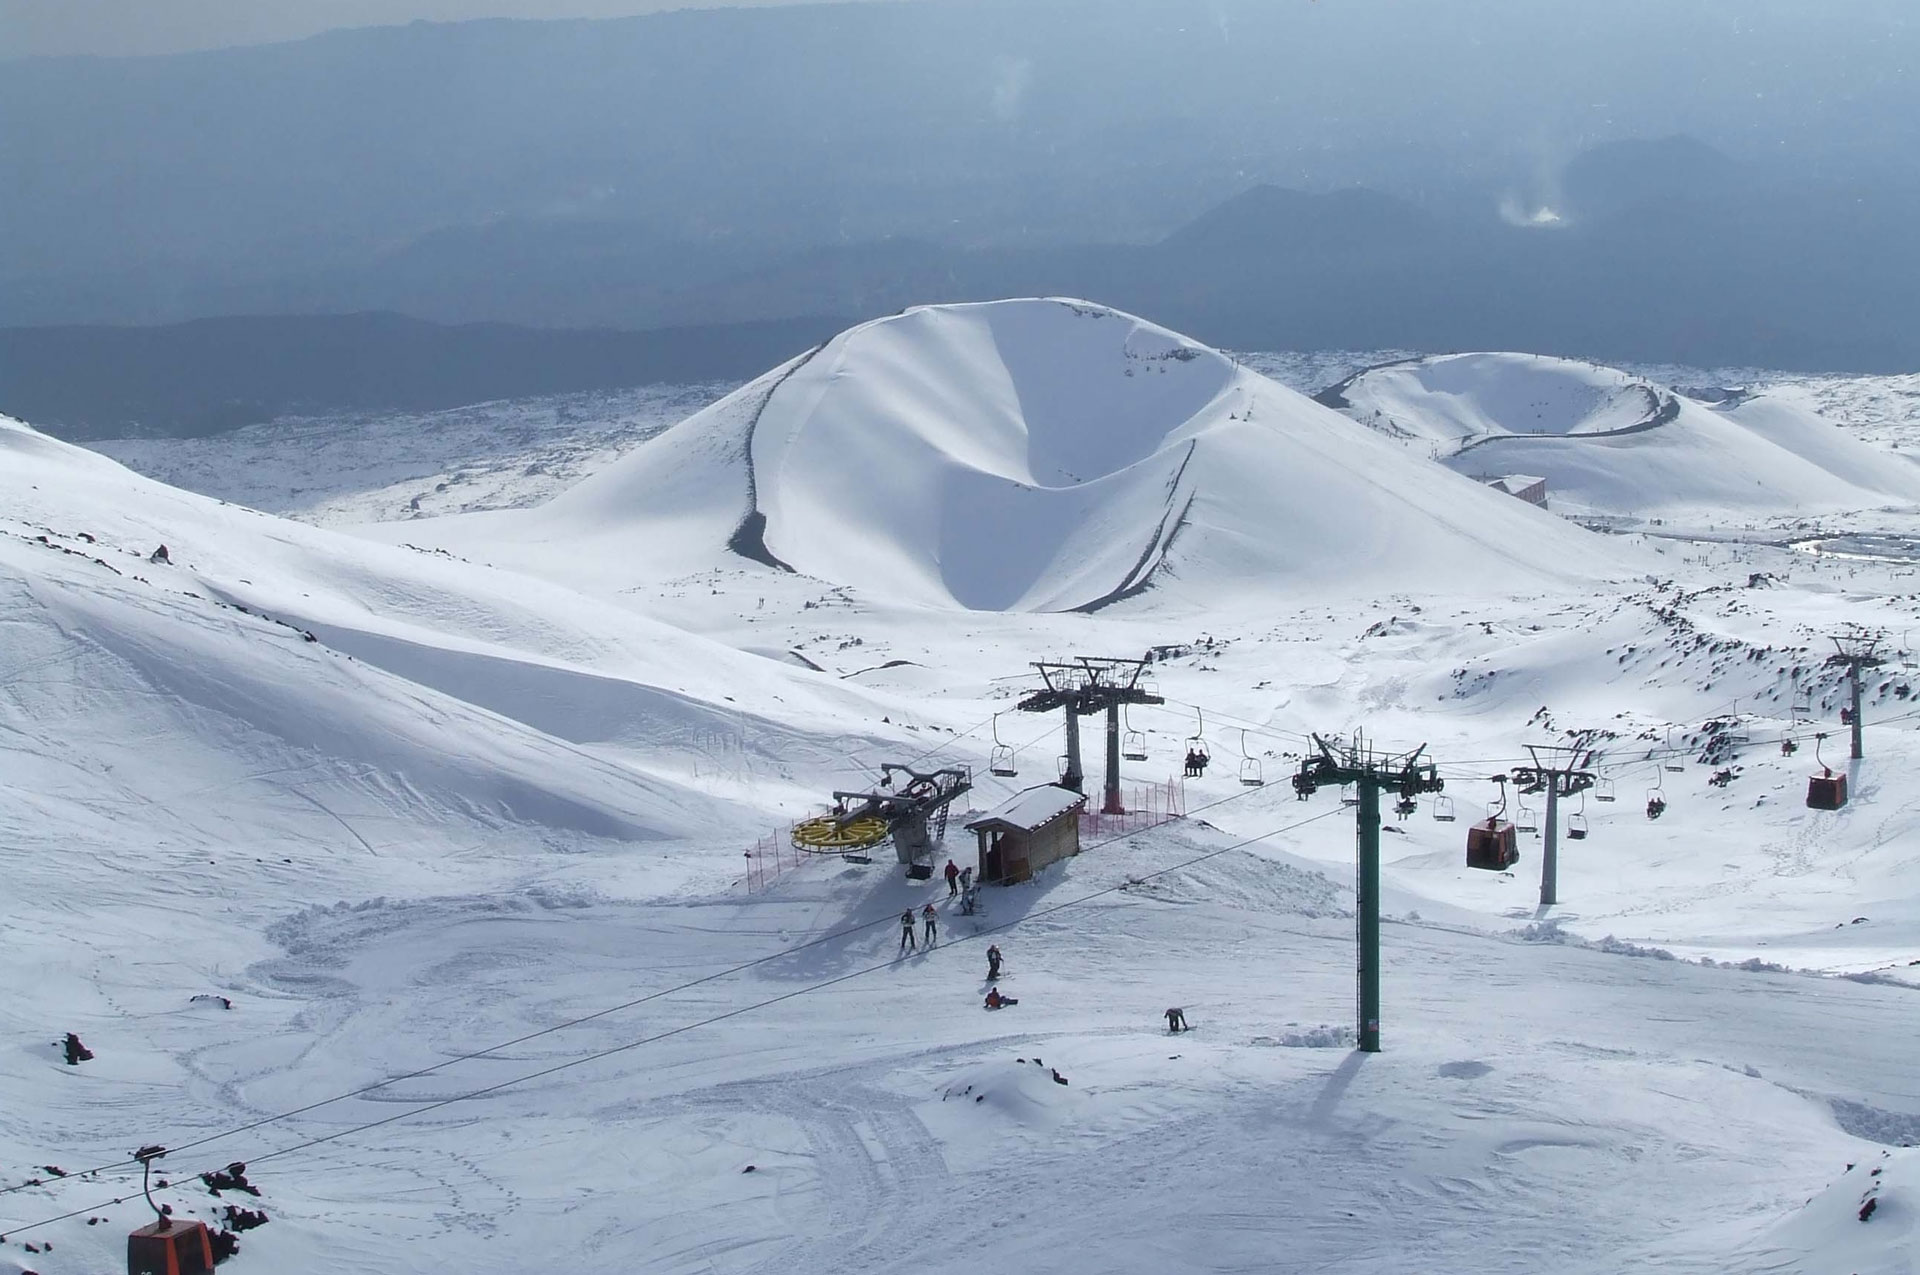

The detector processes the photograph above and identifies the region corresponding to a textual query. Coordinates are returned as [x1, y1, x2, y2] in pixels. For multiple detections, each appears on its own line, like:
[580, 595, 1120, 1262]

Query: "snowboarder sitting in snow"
[984, 988, 1018, 1010]
[922, 902, 938, 946]
[1165, 1007, 1188, 1034]
[899, 909, 917, 954]
[945, 859, 961, 896]
[986, 943, 1003, 981]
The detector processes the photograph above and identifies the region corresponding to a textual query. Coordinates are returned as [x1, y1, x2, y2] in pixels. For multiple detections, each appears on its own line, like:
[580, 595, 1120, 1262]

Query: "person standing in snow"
[921, 902, 939, 946]
[986, 943, 1003, 981]
[899, 909, 917, 954]
[959, 865, 973, 892]
[944, 859, 960, 896]
[1165, 1007, 1188, 1033]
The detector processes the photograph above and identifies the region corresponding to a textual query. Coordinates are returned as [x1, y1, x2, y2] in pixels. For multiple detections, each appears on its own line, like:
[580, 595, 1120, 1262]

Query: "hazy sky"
[0, 0, 899, 58]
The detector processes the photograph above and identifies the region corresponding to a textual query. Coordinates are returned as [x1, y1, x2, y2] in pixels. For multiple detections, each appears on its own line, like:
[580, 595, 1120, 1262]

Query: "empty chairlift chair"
[1237, 732, 1264, 787]
[1664, 728, 1687, 773]
[1806, 733, 1848, 810]
[988, 714, 1018, 778]
[1123, 708, 1148, 762]
[1594, 776, 1616, 803]
[1515, 800, 1539, 834]
[1431, 794, 1457, 823]
[1566, 792, 1590, 841]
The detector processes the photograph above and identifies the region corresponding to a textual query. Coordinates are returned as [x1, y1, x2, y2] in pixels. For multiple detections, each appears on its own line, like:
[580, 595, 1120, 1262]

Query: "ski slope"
[9, 304, 1920, 1274]
[1327, 352, 1920, 523]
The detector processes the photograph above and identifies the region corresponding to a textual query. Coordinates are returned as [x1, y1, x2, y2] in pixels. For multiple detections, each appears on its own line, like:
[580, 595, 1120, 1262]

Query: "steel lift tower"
[1830, 630, 1884, 761]
[1018, 657, 1164, 814]
[1292, 734, 1445, 1053]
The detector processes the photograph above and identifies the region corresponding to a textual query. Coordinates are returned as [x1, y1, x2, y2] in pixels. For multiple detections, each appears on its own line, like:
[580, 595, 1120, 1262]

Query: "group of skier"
[894, 859, 1183, 1028]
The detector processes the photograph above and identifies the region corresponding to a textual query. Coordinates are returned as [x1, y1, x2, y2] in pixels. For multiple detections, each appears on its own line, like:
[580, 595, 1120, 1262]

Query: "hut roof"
[965, 784, 1087, 834]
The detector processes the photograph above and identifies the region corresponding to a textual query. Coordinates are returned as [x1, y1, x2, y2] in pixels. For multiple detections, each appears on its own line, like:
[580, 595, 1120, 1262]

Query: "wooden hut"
[966, 785, 1087, 885]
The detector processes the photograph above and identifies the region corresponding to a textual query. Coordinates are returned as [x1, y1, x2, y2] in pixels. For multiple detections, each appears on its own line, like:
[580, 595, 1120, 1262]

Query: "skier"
[899, 908, 917, 954]
[922, 902, 938, 946]
[960, 883, 979, 915]
[986, 943, 1003, 981]
[944, 859, 960, 896]
[959, 865, 973, 892]
[984, 988, 1019, 1010]
[1165, 1007, 1188, 1034]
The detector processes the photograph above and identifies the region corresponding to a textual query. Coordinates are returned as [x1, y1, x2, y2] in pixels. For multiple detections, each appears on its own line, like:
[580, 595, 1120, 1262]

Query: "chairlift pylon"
[989, 713, 1018, 778]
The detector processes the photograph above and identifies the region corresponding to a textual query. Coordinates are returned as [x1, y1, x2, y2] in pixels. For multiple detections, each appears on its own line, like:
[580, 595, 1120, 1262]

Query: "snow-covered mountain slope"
[380, 302, 1632, 611]
[1324, 352, 1920, 521]
[0, 416, 927, 847]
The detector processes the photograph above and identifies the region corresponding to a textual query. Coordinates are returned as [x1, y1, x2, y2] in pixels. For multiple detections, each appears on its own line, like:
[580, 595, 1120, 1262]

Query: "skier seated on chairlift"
[985, 987, 1019, 1010]
[1185, 749, 1208, 777]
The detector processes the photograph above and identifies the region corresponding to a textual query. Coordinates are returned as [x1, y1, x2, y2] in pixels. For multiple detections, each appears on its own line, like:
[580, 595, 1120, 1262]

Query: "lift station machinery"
[792, 763, 973, 878]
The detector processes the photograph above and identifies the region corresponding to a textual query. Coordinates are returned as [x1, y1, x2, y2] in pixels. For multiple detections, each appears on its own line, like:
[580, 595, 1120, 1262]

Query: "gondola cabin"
[1466, 818, 1519, 871]
[128, 1218, 214, 1275]
[1807, 770, 1848, 811]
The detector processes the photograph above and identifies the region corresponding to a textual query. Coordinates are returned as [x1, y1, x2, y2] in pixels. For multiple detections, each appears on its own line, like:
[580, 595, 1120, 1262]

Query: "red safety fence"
[1078, 778, 1186, 840]
[740, 826, 807, 894]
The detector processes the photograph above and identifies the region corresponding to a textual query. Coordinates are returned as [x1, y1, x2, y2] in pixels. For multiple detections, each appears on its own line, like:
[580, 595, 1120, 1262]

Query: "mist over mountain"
[2, 0, 1916, 398]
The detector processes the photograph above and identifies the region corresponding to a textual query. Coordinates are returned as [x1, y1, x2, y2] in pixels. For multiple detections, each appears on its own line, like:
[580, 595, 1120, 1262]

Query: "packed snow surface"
[9, 302, 1920, 1274]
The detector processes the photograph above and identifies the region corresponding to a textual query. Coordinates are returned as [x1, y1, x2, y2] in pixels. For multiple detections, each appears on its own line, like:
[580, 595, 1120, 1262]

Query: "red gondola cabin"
[1807, 770, 1848, 811]
[1466, 818, 1519, 871]
[128, 1218, 214, 1275]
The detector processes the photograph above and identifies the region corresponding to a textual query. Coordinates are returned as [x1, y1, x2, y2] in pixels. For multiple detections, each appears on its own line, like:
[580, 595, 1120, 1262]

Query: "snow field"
[9, 302, 1920, 1271]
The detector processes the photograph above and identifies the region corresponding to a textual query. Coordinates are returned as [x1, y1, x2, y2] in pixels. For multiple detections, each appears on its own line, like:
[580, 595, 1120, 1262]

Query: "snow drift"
[402, 300, 1629, 611]
[1324, 352, 1920, 519]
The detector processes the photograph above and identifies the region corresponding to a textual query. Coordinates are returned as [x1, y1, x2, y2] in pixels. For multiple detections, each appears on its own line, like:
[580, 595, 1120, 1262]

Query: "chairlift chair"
[988, 714, 1018, 778]
[1516, 800, 1539, 834]
[1566, 791, 1590, 841]
[1394, 796, 1418, 820]
[1236, 728, 1264, 787]
[1122, 708, 1148, 762]
[1664, 728, 1687, 772]
[1183, 708, 1211, 778]
[1431, 794, 1457, 822]
[1340, 782, 1359, 807]
[1595, 776, 1616, 803]
[1645, 771, 1667, 820]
